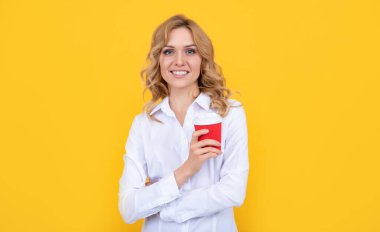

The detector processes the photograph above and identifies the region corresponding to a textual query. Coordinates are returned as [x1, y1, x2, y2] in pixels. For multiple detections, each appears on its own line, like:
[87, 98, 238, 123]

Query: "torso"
[175, 112, 185, 127]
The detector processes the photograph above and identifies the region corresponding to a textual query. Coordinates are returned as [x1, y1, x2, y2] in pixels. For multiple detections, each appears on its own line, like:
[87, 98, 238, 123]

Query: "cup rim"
[194, 112, 222, 125]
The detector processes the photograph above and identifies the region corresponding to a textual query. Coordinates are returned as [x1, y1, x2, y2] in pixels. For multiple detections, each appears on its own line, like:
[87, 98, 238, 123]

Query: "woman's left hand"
[145, 177, 157, 186]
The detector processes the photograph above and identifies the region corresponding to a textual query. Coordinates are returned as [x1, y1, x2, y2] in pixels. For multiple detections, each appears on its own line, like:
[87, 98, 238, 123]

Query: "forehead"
[166, 27, 195, 47]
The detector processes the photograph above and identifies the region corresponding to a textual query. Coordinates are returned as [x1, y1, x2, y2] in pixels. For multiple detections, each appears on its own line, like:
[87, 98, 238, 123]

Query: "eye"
[186, 49, 196, 55]
[162, 49, 173, 55]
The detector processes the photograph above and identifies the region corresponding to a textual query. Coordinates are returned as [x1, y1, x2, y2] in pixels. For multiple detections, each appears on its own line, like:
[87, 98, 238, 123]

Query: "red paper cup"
[194, 112, 222, 151]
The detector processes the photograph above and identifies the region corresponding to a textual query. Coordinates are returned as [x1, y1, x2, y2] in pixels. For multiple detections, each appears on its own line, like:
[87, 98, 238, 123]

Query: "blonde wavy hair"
[141, 14, 241, 124]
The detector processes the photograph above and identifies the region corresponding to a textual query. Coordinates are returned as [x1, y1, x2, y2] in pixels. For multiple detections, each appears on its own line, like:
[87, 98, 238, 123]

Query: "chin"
[168, 83, 193, 90]
[169, 79, 198, 88]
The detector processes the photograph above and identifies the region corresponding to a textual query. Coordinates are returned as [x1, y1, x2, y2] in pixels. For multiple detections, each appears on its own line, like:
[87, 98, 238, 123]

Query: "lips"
[170, 70, 189, 78]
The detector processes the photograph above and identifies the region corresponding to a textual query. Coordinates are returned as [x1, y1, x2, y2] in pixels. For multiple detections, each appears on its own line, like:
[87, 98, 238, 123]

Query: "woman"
[118, 14, 249, 232]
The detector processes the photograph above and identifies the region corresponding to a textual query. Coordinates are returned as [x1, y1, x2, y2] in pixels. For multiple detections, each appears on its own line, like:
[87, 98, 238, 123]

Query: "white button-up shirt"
[118, 92, 249, 232]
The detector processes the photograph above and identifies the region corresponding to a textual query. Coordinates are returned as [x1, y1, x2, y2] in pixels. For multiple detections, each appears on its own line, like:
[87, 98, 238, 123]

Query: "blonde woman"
[118, 14, 249, 232]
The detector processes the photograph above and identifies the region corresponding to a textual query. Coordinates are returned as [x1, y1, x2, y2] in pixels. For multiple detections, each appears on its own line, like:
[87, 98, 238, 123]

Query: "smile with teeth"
[171, 70, 189, 77]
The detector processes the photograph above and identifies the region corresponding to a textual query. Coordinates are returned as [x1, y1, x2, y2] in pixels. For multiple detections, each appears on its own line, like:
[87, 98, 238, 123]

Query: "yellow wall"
[1, 0, 379, 231]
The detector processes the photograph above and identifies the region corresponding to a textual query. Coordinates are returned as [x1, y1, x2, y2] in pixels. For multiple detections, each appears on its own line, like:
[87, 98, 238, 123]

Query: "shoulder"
[127, 113, 151, 140]
[130, 112, 158, 131]
[131, 112, 149, 126]
[225, 98, 246, 120]
[227, 98, 243, 108]
[223, 99, 248, 137]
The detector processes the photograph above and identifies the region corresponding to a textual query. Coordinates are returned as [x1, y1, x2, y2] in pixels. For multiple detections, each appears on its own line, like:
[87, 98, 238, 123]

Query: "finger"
[201, 152, 219, 161]
[196, 139, 221, 149]
[145, 179, 158, 186]
[190, 129, 209, 144]
[195, 147, 222, 156]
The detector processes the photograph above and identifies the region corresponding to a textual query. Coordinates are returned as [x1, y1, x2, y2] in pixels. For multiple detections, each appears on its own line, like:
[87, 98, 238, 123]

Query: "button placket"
[180, 105, 195, 152]
[184, 108, 196, 191]
[180, 132, 188, 159]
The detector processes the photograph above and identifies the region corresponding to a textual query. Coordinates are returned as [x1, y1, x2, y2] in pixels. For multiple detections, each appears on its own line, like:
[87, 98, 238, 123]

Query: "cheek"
[159, 57, 171, 72]
[159, 59, 171, 80]
[191, 58, 202, 72]
[158, 56, 164, 68]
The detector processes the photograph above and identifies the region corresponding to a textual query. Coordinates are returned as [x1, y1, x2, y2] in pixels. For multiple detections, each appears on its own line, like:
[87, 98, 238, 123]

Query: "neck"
[168, 87, 200, 114]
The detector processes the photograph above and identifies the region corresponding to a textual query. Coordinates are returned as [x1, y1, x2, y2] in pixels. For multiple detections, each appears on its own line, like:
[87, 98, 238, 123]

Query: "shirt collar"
[149, 91, 211, 116]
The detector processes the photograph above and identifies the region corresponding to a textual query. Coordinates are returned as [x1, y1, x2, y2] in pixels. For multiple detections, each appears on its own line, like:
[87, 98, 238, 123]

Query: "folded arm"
[118, 115, 182, 224]
[160, 106, 249, 223]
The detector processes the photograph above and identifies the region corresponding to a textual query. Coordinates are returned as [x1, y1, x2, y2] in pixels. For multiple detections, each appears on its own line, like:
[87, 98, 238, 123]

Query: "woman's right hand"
[185, 129, 222, 176]
[174, 129, 221, 188]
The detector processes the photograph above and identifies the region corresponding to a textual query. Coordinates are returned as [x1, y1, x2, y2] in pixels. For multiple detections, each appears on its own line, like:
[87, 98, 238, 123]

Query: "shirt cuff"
[158, 172, 180, 199]
[160, 198, 177, 222]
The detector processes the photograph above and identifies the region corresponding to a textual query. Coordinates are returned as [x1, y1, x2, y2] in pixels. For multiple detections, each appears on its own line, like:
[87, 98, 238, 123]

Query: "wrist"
[174, 162, 192, 188]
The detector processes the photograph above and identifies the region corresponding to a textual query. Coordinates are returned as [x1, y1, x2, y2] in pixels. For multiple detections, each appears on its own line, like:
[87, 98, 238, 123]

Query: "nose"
[174, 52, 185, 66]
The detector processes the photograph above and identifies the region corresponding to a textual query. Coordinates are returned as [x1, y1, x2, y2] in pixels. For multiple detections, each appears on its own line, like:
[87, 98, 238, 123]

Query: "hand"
[174, 129, 221, 188]
[185, 129, 222, 176]
[145, 177, 158, 186]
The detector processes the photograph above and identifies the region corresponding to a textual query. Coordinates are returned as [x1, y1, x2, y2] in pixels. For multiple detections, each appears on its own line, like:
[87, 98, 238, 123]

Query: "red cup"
[194, 112, 222, 151]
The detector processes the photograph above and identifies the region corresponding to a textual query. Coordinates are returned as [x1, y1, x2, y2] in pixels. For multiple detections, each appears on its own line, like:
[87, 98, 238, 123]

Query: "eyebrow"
[163, 44, 197, 48]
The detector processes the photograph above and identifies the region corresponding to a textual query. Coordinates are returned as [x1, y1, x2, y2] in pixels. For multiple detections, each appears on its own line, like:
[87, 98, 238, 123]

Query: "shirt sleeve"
[159, 105, 249, 223]
[118, 114, 182, 224]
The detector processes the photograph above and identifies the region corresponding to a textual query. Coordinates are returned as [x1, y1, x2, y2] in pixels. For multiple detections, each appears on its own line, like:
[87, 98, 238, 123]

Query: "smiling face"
[159, 27, 202, 93]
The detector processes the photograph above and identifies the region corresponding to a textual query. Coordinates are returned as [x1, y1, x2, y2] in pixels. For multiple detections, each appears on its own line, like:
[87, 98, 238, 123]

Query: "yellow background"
[1, 0, 379, 231]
